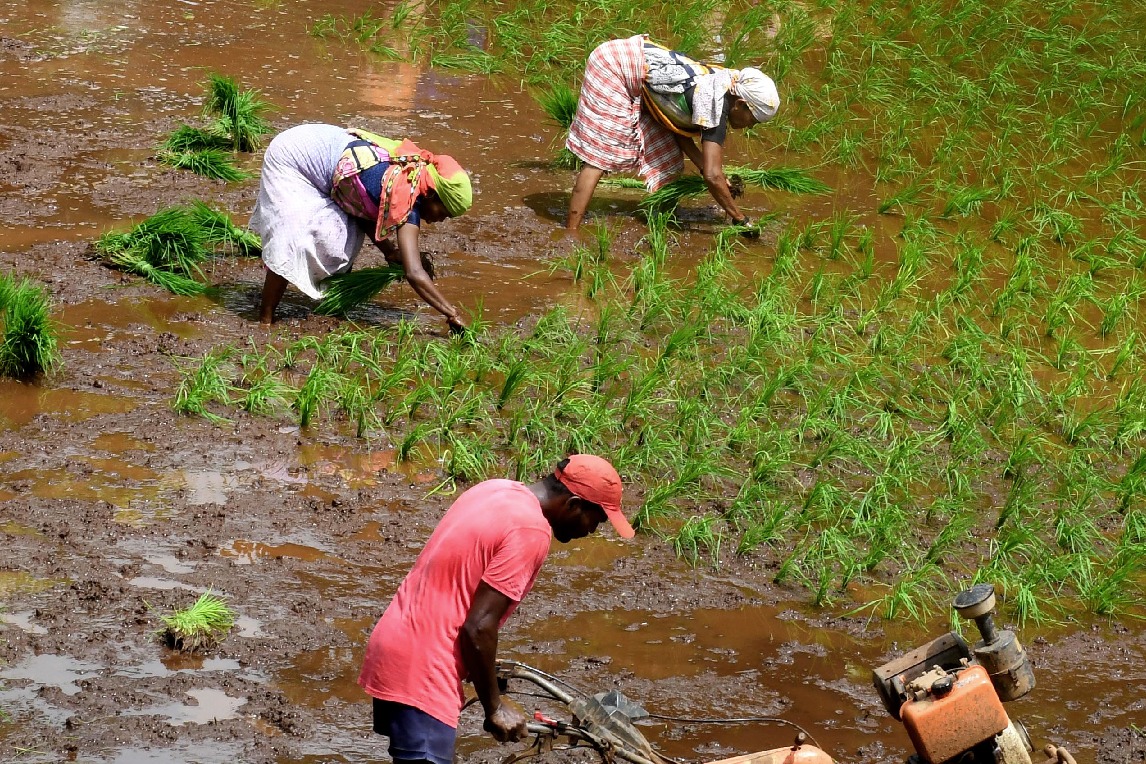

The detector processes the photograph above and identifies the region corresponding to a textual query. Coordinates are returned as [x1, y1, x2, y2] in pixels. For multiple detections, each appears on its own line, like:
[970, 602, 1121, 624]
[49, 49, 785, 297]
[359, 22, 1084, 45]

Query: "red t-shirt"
[358, 479, 552, 727]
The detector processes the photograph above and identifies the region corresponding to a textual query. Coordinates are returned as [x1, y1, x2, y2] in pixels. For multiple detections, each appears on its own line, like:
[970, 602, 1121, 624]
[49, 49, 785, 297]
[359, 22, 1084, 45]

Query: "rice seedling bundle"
[96, 203, 258, 295]
[156, 73, 271, 181]
[0, 274, 60, 379]
[156, 591, 236, 652]
[157, 147, 249, 182]
[204, 73, 272, 153]
[188, 201, 261, 256]
[314, 266, 407, 316]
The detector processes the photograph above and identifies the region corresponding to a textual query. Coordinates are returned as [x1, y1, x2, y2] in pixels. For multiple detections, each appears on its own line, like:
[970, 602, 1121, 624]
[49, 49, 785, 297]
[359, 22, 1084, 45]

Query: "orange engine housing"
[901, 664, 1010, 764]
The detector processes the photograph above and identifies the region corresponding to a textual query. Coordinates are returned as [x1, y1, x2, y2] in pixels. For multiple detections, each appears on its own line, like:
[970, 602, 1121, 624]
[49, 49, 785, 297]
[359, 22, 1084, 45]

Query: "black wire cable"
[643, 714, 821, 748]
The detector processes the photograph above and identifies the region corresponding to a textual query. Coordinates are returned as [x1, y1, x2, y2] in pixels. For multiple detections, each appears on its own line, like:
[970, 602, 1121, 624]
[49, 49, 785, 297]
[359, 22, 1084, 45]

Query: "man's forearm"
[460, 619, 501, 717]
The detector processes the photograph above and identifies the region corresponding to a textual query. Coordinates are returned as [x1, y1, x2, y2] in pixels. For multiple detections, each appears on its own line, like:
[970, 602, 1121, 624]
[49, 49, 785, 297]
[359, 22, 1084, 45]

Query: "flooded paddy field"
[2, 0, 1144, 763]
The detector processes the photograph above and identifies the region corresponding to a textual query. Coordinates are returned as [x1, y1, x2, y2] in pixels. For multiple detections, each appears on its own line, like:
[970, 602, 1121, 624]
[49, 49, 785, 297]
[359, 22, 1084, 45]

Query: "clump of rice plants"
[95, 203, 259, 294]
[0, 274, 60, 379]
[314, 266, 407, 316]
[157, 73, 271, 180]
[155, 591, 236, 652]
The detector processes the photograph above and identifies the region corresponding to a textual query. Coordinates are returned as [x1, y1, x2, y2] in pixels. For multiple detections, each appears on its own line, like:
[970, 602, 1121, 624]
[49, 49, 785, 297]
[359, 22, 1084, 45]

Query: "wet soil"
[1, 2, 1143, 764]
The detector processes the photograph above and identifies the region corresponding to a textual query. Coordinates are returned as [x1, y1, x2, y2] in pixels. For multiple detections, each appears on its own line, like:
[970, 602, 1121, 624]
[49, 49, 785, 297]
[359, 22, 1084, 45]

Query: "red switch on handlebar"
[533, 712, 558, 726]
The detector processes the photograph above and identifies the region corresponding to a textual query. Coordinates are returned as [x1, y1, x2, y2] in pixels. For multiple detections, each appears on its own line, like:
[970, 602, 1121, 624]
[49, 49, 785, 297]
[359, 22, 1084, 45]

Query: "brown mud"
[0, 1, 1143, 764]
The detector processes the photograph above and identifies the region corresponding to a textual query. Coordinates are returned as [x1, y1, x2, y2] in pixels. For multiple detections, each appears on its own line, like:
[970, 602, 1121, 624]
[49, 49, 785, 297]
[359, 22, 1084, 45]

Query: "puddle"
[177, 468, 239, 506]
[126, 576, 204, 592]
[218, 539, 329, 565]
[123, 687, 247, 726]
[0, 571, 66, 597]
[91, 431, 155, 453]
[80, 741, 245, 764]
[143, 552, 196, 575]
[0, 653, 104, 696]
[0, 382, 138, 429]
[5, 466, 162, 507]
[295, 442, 438, 487]
[59, 295, 207, 345]
[0, 519, 41, 535]
[0, 611, 49, 635]
[114, 656, 241, 679]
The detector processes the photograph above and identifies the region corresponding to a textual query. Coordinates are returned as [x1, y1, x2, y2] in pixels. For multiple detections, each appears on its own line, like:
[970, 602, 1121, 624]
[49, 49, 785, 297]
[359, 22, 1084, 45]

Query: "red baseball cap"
[555, 454, 634, 539]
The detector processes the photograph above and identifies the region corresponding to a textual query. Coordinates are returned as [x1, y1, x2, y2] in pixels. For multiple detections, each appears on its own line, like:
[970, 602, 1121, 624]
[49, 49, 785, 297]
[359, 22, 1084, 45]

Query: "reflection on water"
[0, 653, 104, 696]
[122, 687, 247, 726]
[218, 538, 330, 565]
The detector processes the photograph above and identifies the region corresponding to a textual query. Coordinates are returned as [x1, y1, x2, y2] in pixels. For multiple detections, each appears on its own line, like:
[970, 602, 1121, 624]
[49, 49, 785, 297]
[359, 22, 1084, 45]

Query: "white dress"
[249, 123, 364, 298]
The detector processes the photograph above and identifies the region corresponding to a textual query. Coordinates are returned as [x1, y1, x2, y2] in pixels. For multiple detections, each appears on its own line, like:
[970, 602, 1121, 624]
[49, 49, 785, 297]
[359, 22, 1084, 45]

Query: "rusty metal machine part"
[954, 584, 1035, 702]
[705, 733, 835, 764]
[900, 664, 1010, 764]
[871, 584, 1071, 764]
[872, 631, 973, 719]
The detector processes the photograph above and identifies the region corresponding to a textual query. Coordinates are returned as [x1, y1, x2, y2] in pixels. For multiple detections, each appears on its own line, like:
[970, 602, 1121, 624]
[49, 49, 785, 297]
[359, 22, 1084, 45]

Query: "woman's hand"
[447, 314, 469, 336]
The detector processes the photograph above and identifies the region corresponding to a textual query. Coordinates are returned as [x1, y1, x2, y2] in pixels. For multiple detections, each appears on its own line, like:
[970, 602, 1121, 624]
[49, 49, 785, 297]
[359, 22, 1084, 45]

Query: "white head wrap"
[731, 68, 780, 123]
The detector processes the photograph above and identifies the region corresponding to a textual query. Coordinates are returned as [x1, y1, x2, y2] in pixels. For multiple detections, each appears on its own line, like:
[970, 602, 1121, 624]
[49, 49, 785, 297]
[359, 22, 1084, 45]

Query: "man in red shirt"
[358, 454, 634, 764]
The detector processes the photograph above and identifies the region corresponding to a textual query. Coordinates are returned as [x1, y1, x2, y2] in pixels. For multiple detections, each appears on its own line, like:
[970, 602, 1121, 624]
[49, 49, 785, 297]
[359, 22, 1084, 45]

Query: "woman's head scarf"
[425, 156, 473, 219]
[731, 68, 780, 123]
[343, 129, 473, 238]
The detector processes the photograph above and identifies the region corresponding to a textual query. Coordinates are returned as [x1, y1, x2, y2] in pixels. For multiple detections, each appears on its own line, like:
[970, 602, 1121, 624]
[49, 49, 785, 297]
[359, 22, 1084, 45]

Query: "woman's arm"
[698, 139, 747, 223]
[394, 223, 467, 332]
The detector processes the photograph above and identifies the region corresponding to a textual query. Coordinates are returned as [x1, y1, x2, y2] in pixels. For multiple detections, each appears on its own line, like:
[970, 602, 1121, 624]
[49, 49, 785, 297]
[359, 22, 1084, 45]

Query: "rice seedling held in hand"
[315, 266, 407, 316]
[0, 275, 60, 379]
[640, 166, 830, 214]
[155, 591, 236, 652]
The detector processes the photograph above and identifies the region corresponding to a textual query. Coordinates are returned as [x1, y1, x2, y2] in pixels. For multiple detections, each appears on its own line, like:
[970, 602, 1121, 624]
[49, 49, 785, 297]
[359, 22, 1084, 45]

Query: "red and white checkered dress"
[566, 35, 683, 192]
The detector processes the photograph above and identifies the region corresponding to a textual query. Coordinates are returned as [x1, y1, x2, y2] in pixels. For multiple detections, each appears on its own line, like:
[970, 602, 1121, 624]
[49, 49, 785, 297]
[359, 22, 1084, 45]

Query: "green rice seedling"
[157, 148, 250, 182]
[398, 421, 436, 462]
[1116, 452, 1146, 514]
[155, 591, 236, 652]
[336, 379, 382, 439]
[96, 208, 213, 295]
[735, 499, 792, 555]
[671, 515, 722, 567]
[536, 81, 578, 132]
[0, 277, 60, 379]
[161, 124, 231, 153]
[1079, 543, 1145, 617]
[1107, 331, 1138, 381]
[443, 430, 497, 482]
[1031, 201, 1082, 244]
[429, 48, 502, 74]
[877, 181, 925, 216]
[314, 266, 406, 316]
[188, 201, 260, 256]
[310, 13, 339, 38]
[640, 166, 829, 214]
[294, 366, 342, 428]
[173, 348, 234, 424]
[941, 185, 995, 219]
[204, 73, 272, 153]
[990, 208, 1020, 242]
[236, 373, 292, 416]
